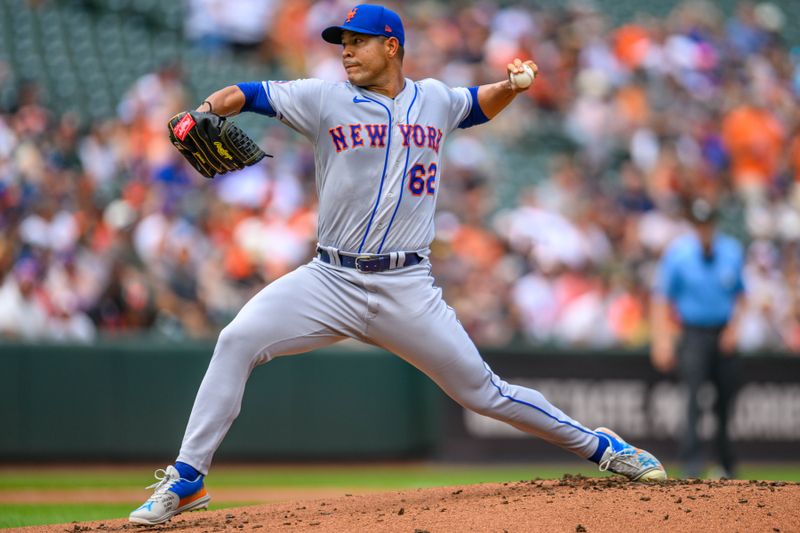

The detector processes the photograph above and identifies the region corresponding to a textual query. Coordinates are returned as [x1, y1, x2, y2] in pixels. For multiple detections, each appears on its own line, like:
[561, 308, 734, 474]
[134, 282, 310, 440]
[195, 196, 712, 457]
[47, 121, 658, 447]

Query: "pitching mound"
[17, 476, 800, 533]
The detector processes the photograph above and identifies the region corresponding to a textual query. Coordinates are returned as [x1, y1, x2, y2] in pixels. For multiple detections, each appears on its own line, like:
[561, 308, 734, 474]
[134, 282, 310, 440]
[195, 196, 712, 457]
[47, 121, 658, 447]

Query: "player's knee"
[452, 375, 530, 420]
[465, 402, 495, 418]
[450, 388, 494, 417]
[214, 321, 259, 360]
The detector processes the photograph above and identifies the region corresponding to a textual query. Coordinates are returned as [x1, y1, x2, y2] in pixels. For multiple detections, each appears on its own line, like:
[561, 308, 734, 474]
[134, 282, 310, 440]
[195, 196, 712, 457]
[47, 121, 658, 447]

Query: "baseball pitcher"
[130, 4, 666, 525]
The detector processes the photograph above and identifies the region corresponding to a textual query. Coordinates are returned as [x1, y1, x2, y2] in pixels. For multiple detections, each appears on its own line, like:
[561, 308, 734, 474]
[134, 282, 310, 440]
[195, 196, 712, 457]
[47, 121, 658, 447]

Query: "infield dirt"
[13, 475, 800, 533]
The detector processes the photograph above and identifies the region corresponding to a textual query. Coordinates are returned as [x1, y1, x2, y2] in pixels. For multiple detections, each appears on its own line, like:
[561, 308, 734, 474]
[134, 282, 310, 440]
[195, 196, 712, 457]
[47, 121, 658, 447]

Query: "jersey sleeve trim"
[458, 86, 489, 129]
[236, 81, 276, 117]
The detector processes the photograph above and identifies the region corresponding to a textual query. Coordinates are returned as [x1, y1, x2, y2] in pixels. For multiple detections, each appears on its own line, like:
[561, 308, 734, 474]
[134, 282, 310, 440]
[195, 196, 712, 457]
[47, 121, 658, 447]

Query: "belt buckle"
[355, 254, 378, 273]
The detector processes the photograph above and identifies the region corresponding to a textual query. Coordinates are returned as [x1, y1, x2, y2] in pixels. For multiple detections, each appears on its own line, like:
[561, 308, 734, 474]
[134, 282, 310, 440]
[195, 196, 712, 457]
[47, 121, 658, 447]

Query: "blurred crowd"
[1, 0, 800, 352]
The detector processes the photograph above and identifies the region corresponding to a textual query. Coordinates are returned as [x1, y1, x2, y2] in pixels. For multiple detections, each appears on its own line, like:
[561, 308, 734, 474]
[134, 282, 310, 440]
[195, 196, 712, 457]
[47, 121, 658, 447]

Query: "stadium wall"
[2, 342, 799, 461]
[0, 341, 438, 461]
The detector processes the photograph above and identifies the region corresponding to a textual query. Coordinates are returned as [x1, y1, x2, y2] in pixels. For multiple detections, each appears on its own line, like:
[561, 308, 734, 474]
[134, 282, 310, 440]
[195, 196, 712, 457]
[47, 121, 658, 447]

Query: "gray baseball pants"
[177, 258, 602, 473]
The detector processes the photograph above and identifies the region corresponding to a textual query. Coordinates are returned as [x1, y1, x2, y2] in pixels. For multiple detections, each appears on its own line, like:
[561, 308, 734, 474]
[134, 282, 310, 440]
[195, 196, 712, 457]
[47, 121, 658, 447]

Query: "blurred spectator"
[721, 101, 785, 205]
[737, 240, 788, 351]
[0, 258, 50, 340]
[0, 256, 95, 342]
[185, 0, 277, 58]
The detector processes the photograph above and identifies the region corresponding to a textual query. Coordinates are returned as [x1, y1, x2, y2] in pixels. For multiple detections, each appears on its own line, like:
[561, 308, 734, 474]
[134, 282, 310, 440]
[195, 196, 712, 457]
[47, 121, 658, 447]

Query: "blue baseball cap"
[322, 4, 405, 47]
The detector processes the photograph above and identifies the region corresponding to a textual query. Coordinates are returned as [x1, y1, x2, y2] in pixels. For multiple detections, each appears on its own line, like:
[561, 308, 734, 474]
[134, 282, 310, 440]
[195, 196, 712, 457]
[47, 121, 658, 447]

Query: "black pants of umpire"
[678, 325, 739, 478]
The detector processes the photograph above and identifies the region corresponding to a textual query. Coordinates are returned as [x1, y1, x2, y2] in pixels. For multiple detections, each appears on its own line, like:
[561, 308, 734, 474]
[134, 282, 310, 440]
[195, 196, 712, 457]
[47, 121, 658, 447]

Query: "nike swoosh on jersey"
[353, 96, 371, 104]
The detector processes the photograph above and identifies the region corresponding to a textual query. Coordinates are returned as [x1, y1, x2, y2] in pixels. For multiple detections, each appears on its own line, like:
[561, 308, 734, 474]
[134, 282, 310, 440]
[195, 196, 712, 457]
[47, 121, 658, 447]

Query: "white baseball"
[509, 64, 535, 89]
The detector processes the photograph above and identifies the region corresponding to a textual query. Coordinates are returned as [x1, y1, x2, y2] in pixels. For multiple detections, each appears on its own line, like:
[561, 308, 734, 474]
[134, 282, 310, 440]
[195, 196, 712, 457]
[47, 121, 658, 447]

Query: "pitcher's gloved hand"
[167, 111, 271, 179]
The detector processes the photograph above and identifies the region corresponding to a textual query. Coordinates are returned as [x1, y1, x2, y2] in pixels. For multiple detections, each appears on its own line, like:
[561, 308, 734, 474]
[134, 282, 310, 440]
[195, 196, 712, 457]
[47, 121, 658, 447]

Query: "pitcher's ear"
[385, 36, 400, 58]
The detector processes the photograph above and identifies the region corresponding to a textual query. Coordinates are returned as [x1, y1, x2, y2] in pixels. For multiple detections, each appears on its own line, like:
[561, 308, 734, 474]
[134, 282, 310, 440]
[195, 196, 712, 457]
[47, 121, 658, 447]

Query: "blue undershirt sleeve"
[236, 81, 275, 117]
[458, 86, 489, 129]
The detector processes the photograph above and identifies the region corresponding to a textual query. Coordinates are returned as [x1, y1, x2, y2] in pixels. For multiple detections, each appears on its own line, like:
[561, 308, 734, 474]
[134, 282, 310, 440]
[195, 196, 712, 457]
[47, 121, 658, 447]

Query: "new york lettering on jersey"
[328, 122, 442, 153]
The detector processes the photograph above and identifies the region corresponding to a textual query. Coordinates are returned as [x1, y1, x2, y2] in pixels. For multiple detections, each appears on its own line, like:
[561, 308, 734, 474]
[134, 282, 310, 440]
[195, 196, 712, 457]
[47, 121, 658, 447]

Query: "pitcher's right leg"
[178, 262, 367, 473]
[131, 262, 366, 524]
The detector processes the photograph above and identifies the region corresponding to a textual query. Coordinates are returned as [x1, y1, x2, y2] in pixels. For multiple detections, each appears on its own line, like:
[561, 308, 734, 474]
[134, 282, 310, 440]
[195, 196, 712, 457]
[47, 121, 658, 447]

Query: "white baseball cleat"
[129, 465, 211, 525]
[595, 427, 667, 481]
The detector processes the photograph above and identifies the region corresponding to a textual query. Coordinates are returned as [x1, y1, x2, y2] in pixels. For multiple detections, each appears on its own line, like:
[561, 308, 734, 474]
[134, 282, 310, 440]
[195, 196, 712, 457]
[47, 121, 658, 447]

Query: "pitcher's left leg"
[366, 264, 665, 480]
[369, 274, 599, 458]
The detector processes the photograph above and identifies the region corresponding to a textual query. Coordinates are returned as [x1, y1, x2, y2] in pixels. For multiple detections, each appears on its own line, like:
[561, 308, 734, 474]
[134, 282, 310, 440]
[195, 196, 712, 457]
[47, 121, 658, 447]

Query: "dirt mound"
[16, 476, 800, 533]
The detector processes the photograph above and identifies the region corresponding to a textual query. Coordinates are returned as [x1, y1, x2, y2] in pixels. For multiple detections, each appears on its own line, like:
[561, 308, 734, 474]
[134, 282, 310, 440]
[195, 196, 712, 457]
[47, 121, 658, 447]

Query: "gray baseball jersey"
[262, 77, 470, 254]
[176, 77, 605, 474]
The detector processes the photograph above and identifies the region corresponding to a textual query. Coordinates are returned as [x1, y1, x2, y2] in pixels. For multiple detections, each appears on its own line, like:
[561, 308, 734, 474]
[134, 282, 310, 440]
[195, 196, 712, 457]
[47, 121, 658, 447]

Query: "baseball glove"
[168, 111, 271, 178]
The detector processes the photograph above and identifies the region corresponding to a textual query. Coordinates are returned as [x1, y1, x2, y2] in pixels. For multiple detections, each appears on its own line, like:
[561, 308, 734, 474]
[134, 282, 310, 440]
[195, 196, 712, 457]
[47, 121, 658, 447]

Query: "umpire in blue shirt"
[651, 198, 746, 479]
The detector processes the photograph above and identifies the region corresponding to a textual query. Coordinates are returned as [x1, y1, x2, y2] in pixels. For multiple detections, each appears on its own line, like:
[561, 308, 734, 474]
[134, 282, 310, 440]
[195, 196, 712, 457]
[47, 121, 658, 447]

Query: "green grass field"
[2, 463, 799, 529]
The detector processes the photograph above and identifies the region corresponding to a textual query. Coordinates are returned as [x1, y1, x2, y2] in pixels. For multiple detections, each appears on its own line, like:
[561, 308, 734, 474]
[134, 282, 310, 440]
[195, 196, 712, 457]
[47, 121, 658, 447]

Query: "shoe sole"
[636, 468, 668, 482]
[129, 494, 212, 526]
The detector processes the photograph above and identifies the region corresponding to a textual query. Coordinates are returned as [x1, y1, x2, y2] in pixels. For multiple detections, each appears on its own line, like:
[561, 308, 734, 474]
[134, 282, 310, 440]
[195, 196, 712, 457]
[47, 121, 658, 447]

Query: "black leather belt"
[317, 247, 423, 273]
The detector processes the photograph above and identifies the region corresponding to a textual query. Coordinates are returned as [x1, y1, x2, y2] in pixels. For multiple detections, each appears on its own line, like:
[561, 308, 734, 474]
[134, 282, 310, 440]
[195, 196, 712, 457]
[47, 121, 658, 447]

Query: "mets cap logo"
[345, 7, 358, 23]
